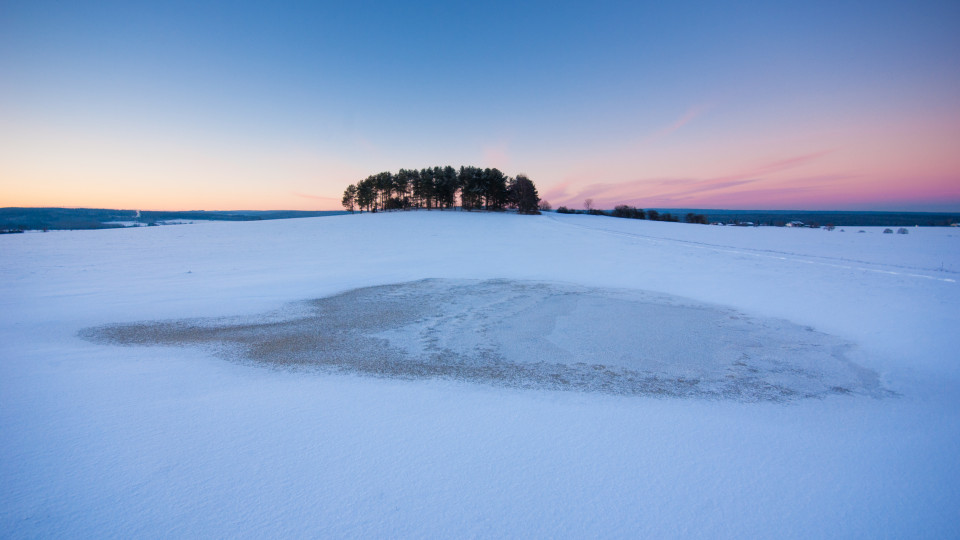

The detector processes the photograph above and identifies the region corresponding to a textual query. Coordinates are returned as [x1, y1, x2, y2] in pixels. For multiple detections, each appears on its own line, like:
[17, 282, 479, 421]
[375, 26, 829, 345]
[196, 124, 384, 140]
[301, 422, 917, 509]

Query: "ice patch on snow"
[81, 279, 886, 401]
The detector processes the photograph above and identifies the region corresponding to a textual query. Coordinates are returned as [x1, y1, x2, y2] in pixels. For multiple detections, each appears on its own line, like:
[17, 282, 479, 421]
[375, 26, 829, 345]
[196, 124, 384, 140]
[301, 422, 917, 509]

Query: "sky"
[1, 0, 958, 211]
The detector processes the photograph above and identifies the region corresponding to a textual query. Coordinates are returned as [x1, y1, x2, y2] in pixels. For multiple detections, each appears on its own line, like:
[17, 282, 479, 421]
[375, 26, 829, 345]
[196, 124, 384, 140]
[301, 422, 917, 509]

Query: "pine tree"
[509, 174, 540, 214]
[341, 184, 357, 213]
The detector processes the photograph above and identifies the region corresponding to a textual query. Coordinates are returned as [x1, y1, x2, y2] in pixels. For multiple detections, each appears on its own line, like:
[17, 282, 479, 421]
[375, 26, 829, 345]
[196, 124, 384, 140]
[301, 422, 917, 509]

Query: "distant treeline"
[341, 166, 541, 214]
[0, 208, 347, 231]
[666, 210, 960, 227]
[556, 205, 708, 224]
[554, 205, 960, 227]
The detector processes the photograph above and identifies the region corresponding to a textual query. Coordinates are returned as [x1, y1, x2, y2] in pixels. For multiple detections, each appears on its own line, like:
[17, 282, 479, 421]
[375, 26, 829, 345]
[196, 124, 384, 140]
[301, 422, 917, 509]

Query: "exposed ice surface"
[2, 211, 958, 538]
[85, 279, 884, 401]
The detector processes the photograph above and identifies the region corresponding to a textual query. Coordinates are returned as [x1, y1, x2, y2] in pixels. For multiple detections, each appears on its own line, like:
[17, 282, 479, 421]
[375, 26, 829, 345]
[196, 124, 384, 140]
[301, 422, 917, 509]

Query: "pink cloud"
[294, 192, 340, 204]
[640, 104, 712, 145]
[482, 141, 511, 171]
[548, 150, 836, 209]
[539, 181, 573, 204]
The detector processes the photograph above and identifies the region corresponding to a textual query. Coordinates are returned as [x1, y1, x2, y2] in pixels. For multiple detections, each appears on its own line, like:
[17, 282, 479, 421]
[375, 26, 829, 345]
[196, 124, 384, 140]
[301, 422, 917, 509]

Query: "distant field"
[0, 207, 349, 231]
[555, 208, 960, 227]
[4, 207, 959, 232]
[649, 209, 960, 227]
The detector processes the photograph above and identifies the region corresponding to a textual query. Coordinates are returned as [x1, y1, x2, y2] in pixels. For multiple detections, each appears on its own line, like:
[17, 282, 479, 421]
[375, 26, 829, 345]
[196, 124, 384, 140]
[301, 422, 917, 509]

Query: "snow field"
[1, 211, 958, 537]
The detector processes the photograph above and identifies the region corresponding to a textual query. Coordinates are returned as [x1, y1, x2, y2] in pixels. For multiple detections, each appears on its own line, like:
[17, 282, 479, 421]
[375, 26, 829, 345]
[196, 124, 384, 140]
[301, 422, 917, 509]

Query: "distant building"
[785, 221, 805, 227]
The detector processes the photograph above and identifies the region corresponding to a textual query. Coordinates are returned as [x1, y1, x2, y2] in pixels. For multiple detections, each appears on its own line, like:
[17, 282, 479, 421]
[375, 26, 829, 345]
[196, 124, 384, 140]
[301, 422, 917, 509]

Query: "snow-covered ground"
[1, 211, 958, 537]
[102, 219, 216, 227]
[101, 221, 145, 227]
[154, 219, 218, 225]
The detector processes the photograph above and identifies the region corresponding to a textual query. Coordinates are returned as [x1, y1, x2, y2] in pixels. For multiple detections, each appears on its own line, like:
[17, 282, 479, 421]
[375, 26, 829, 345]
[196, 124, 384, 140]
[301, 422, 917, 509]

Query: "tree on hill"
[509, 174, 540, 214]
[341, 165, 541, 214]
[459, 166, 482, 210]
[374, 172, 393, 209]
[482, 168, 509, 210]
[355, 178, 375, 212]
[416, 168, 435, 209]
[394, 169, 412, 208]
[341, 184, 357, 213]
[435, 166, 459, 209]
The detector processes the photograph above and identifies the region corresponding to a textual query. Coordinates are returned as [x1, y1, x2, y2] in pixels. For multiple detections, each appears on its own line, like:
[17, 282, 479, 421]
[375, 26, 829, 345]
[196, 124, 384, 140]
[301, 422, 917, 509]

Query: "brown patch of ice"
[80, 279, 887, 401]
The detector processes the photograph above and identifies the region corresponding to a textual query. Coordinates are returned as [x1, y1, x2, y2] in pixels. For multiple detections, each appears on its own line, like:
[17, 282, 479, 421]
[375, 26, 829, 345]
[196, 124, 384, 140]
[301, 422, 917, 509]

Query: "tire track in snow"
[546, 215, 957, 283]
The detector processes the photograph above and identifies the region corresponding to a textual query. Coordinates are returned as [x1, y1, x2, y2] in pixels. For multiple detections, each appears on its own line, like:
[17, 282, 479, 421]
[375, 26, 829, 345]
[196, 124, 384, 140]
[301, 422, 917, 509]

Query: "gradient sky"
[2, 0, 958, 211]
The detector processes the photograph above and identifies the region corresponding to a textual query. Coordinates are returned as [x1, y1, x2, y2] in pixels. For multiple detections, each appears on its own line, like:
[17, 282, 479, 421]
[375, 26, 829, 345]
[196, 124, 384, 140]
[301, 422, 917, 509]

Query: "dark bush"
[612, 205, 645, 219]
[659, 213, 679, 222]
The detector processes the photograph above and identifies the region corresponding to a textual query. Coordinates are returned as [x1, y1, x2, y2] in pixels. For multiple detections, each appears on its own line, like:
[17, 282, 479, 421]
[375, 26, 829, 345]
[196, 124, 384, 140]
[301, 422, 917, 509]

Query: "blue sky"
[2, 0, 958, 210]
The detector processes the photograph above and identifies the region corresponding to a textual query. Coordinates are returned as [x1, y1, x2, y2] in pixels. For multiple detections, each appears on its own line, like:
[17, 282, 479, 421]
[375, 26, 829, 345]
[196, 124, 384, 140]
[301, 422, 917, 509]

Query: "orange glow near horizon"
[4, 154, 959, 212]
[2, 91, 958, 212]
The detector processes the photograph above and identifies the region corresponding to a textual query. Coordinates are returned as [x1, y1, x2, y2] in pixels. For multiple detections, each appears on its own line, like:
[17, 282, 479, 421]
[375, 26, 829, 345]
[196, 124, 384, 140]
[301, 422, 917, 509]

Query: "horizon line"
[4, 205, 960, 215]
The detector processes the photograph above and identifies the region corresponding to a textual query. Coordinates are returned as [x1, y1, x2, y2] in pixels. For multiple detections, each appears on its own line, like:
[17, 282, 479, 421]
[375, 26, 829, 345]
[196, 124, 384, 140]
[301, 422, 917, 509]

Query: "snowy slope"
[1, 211, 958, 538]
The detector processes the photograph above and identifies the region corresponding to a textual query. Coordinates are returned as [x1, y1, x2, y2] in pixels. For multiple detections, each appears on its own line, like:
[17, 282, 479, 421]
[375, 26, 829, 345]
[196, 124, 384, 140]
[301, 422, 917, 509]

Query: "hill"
[1, 211, 957, 537]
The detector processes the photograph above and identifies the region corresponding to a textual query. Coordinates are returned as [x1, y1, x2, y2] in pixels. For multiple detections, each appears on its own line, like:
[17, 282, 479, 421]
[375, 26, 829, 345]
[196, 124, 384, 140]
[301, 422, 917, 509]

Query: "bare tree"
[584, 198, 594, 211]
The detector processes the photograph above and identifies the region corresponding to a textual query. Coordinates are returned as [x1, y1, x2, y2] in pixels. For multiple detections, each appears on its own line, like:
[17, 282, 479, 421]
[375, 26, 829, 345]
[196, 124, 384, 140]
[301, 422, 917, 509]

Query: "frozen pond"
[82, 279, 886, 401]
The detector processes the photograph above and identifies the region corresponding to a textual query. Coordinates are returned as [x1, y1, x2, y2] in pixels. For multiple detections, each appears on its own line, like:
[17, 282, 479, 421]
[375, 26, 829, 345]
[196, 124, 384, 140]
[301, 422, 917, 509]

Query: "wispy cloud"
[293, 192, 340, 204]
[482, 140, 511, 171]
[640, 104, 712, 145]
[540, 181, 573, 205]
[550, 150, 836, 209]
[741, 150, 834, 179]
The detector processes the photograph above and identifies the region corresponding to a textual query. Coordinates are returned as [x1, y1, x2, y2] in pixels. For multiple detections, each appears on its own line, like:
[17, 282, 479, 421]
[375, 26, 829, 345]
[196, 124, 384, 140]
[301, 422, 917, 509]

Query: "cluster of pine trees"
[341, 166, 540, 214]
